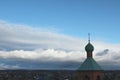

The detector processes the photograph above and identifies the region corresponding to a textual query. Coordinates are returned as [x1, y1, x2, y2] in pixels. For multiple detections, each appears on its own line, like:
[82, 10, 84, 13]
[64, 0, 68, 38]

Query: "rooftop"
[78, 57, 102, 71]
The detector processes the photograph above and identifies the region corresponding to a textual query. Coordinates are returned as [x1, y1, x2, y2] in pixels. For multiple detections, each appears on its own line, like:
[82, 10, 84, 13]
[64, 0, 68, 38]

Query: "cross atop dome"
[85, 33, 94, 53]
[88, 33, 90, 43]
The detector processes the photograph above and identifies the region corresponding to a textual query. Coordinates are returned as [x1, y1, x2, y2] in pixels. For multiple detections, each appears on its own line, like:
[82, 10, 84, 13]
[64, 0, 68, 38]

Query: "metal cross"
[88, 33, 90, 43]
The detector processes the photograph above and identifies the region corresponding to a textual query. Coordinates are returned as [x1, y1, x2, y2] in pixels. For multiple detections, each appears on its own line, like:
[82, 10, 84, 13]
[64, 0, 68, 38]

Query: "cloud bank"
[0, 20, 120, 70]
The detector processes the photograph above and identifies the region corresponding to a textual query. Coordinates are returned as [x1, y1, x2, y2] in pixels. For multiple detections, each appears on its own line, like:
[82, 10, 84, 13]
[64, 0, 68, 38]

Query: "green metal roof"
[78, 57, 102, 71]
[85, 42, 94, 52]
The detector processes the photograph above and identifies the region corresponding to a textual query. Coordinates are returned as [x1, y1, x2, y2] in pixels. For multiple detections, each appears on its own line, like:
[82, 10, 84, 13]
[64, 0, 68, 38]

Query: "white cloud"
[0, 49, 84, 62]
[0, 20, 120, 70]
[0, 20, 85, 51]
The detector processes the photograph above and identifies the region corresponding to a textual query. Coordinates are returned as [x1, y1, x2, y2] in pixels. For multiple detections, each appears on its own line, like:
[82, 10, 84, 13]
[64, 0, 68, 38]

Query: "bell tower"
[77, 34, 103, 80]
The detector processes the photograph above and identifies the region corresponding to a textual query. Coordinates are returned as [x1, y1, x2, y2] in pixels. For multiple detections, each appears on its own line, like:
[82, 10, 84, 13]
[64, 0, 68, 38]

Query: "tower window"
[96, 75, 101, 80]
[84, 75, 90, 80]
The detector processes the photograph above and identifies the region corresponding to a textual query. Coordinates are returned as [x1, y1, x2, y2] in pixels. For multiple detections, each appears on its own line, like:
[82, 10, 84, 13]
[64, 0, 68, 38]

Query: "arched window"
[83, 75, 90, 80]
[96, 75, 101, 80]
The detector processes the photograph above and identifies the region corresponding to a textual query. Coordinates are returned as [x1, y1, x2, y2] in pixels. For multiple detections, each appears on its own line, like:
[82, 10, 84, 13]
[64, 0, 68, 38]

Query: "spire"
[88, 33, 90, 43]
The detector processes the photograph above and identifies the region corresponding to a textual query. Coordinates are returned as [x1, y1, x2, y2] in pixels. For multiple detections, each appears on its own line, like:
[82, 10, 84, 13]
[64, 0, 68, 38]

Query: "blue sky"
[0, 0, 120, 43]
[0, 0, 120, 70]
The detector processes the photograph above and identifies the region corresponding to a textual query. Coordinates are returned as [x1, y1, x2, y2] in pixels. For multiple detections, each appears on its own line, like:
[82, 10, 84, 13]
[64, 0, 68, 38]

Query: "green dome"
[85, 42, 94, 52]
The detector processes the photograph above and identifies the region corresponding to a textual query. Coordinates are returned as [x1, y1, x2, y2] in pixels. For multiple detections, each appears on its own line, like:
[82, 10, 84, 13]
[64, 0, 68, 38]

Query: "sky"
[0, 0, 120, 70]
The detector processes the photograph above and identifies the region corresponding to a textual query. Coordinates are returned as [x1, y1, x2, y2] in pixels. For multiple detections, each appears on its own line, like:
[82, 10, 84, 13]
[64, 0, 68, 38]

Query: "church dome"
[85, 42, 94, 52]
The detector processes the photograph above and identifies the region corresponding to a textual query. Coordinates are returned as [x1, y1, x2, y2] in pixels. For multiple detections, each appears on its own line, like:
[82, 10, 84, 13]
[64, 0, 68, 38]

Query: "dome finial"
[88, 33, 90, 43]
[85, 33, 94, 52]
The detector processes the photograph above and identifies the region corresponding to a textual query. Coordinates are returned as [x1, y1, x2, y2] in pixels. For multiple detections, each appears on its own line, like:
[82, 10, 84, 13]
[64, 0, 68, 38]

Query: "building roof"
[78, 57, 102, 71]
